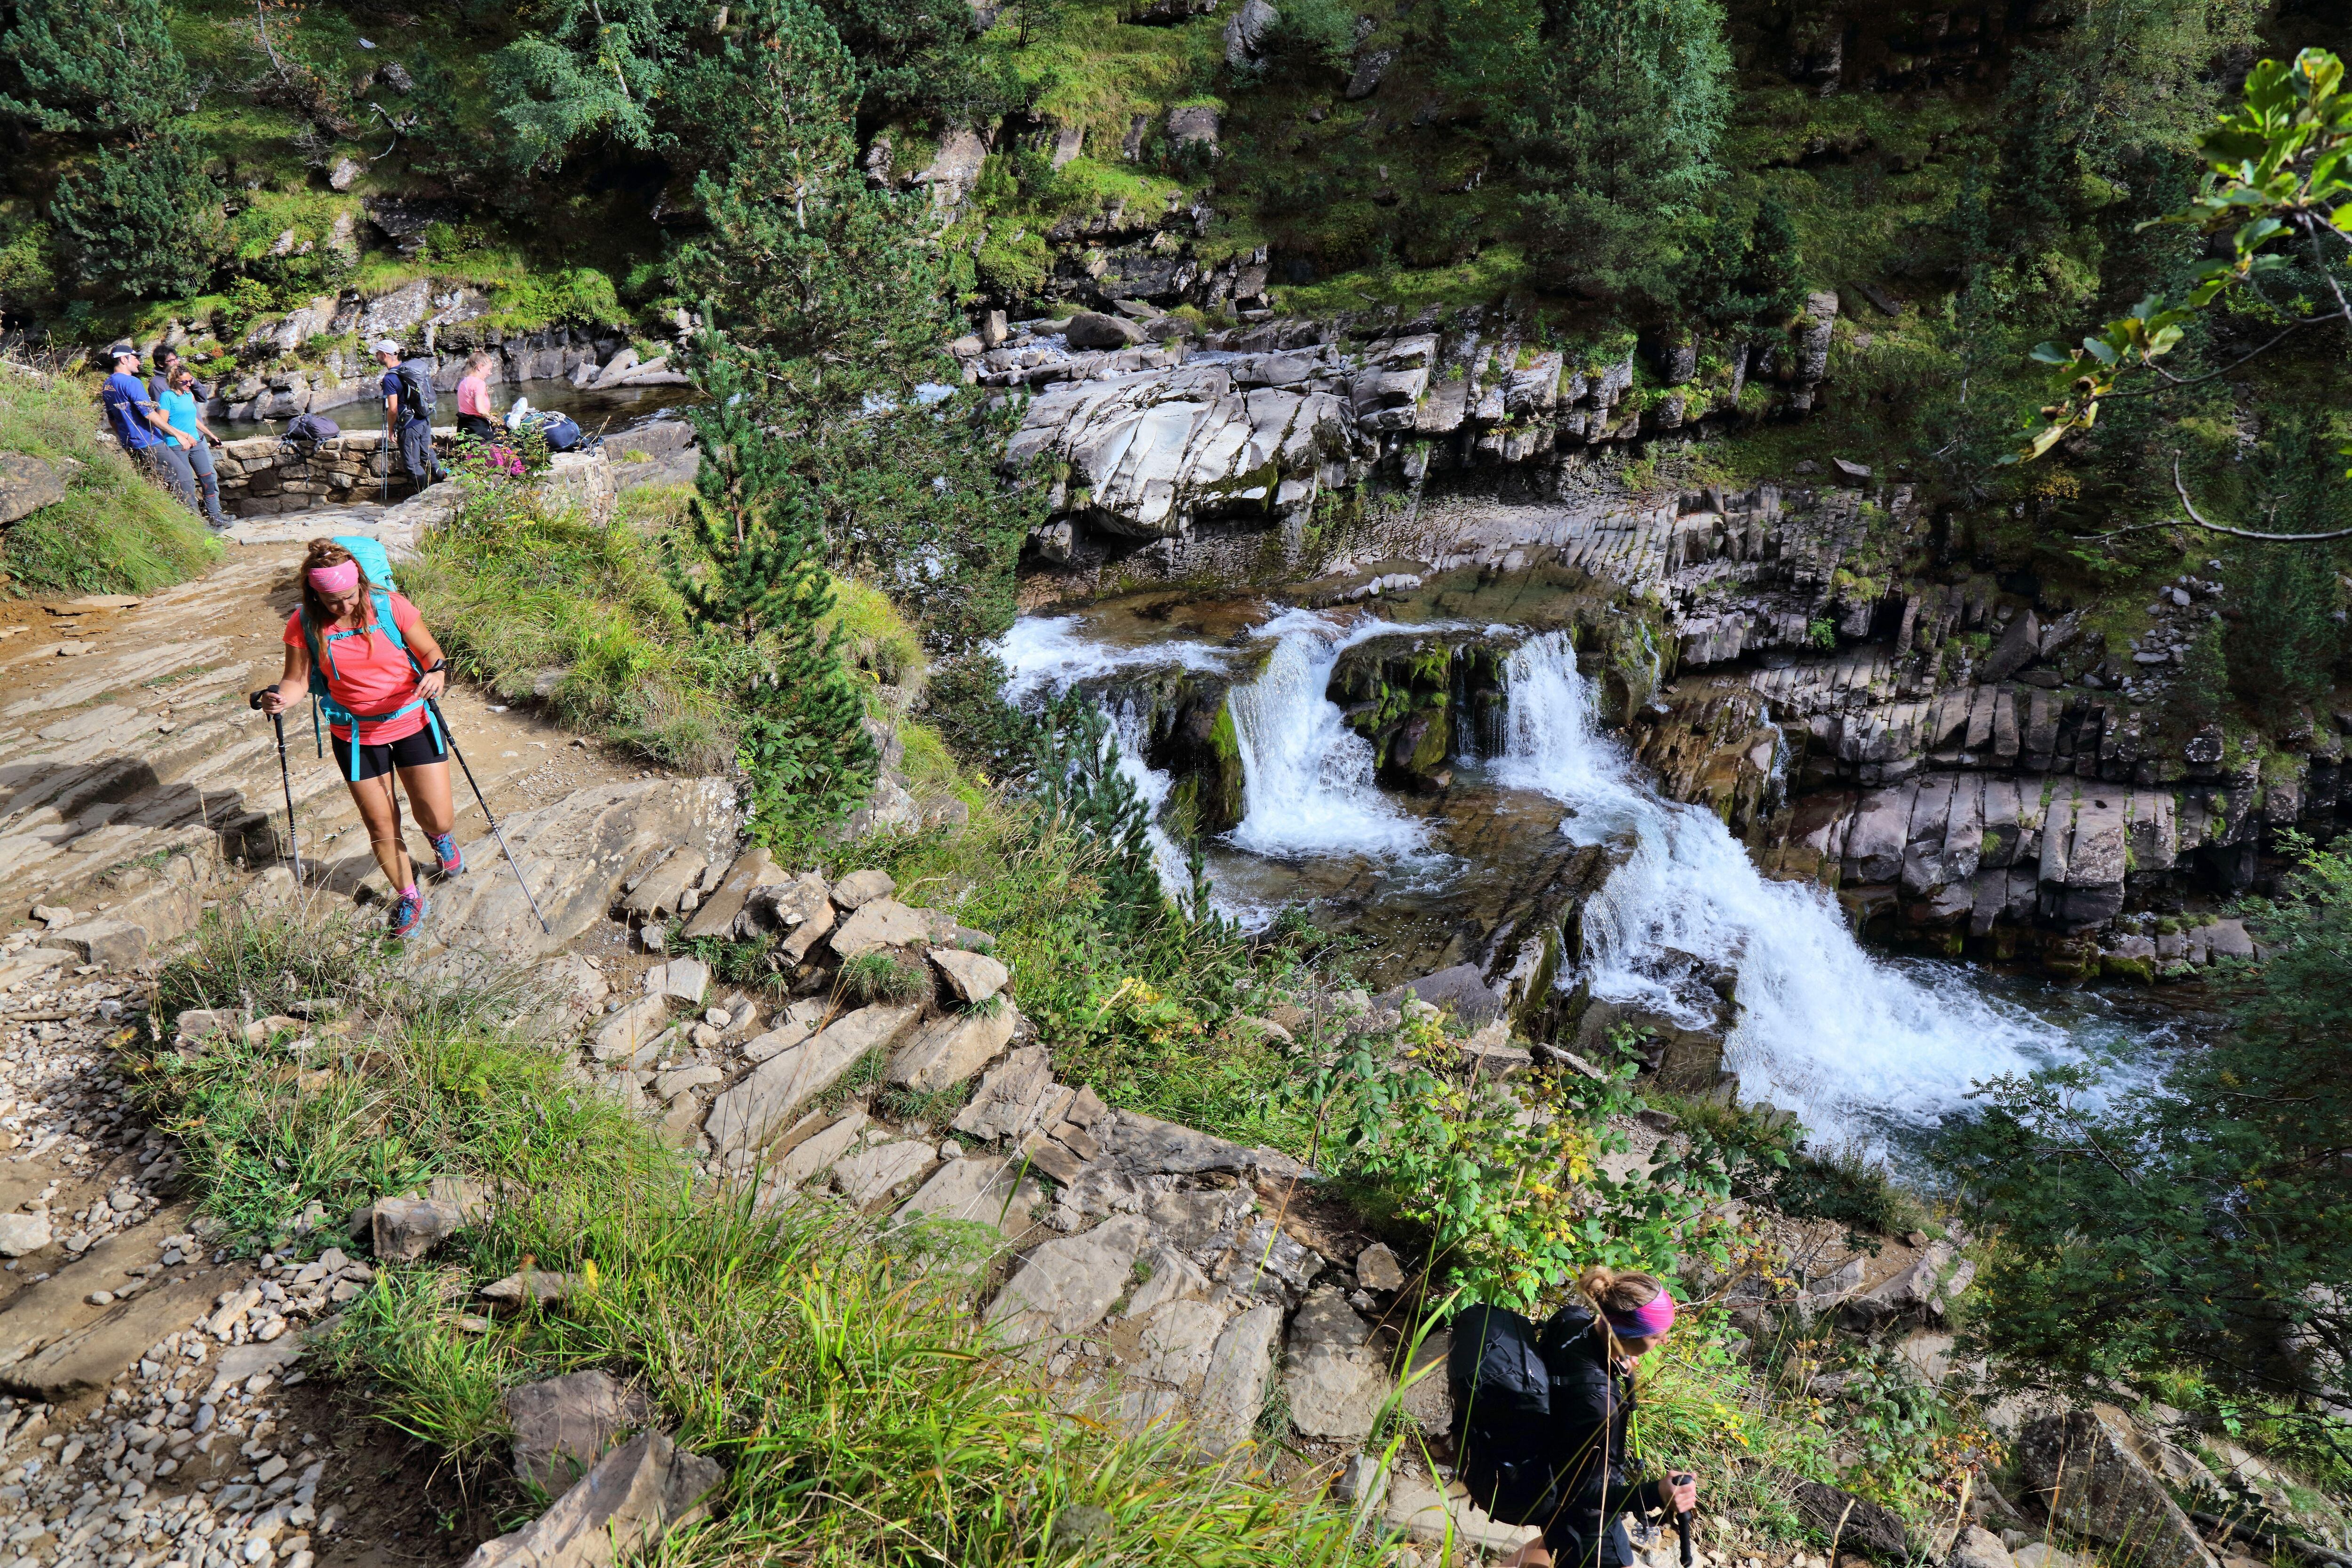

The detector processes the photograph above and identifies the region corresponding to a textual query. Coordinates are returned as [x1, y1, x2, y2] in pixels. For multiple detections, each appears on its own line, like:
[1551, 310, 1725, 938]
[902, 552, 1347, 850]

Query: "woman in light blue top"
[159, 365, 230, 528]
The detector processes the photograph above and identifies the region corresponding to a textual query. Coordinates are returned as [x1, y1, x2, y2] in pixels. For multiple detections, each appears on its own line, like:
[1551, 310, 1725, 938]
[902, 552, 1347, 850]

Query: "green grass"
[0, 362, 220, 597]
[140, 907, 1392, 1566]
[835, 951, 931, 1006]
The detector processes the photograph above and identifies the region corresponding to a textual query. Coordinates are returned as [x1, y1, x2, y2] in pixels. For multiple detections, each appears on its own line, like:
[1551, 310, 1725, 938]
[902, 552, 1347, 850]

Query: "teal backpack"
[299, 533, 442, 780]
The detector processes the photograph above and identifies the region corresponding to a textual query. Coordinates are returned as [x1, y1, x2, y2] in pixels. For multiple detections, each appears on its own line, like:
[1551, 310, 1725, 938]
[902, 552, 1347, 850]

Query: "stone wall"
[213, 427, 437, 515]
[211, 432, 619, 522]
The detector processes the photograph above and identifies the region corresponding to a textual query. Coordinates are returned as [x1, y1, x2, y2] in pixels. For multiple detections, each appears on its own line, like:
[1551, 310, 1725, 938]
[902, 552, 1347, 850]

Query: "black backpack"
[283, 412, 341, 447]
[1449, 1300, 1602, 1527]
[392, 360, 436, 427]
[537, 412, 585, 452]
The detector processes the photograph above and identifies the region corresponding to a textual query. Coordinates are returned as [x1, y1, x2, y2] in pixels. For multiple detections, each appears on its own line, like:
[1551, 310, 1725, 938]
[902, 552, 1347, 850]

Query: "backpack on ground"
[299, 533, 437, 779]
[535, 412, 585, 452]
[392, 359, 437, 427]
[283, 412, 340, 447]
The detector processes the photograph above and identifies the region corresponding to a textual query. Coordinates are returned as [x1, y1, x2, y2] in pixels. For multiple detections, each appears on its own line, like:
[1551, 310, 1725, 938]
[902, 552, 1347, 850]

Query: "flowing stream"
[1000, 609, 2193, 1158]
[1490, 633, 2081, 1150]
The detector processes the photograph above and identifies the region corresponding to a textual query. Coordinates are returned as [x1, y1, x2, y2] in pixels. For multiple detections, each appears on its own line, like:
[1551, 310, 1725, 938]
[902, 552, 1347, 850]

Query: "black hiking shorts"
[333, 724, 446, 782]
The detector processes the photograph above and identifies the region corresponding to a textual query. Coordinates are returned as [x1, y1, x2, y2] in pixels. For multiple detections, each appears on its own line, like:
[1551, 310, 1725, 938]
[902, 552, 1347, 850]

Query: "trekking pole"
[423, 695, 551, 934]
[247, 690, 302, 882]
[1674, 1474, 1695, 1568]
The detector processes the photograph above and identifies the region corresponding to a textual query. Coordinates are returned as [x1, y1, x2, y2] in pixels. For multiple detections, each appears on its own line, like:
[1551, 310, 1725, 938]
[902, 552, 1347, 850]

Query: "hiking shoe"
[388, 888, 429, 941]
[429, 831, 463, 876]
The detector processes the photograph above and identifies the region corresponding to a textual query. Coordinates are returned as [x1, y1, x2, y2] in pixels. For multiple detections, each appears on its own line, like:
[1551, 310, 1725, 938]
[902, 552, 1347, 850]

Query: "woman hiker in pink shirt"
[455, 351, 498, 443]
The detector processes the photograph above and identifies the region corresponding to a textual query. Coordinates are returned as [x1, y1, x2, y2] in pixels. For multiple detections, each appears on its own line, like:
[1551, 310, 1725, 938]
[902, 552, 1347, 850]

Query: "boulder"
[1344, 48, 1394, 99]
[1983, 611, 2044, 683]
[328, 156, 365, 191]
[1192, 1301, 1282, 1454]
[0, 1212, 52, 1257]
[591, 995, 668, 1063]
[1166, 105, 1219, 147]
[1224, 0, 1276, 64]
[2014, 1408, 2218, 1568]
[887, 1003, 1019, 1093]
[0, 452, 67, 526]
[655, 957, 709, 1007]
[914, 127, 990, 205]
[829, 869, 895, 909]
[1846, 1241, 1952, 1324]
[1355, 1242, 1405, 1292]
[681, 847, 775, 940]
[951, 1046, 1071, 1142]
[892, 1154, 1041, 1238]
[1095, 1108, 1306, 1180]
[1375, 962, 1506, 1023]
[1789, 1480, 1911, 1563]
[461, 1429, 721, 1568]
[35, 918, 146, 969]
[505, 1370, 653, 1495]
[1950, 1526, 2015, 1568]
[1065, 311, 1146, 350]
[370, 1196, 472, 1262]
[928, 946, 1009, 1004]
[620, 852, 707, 920]
[704, 1003, 922, 1154]
[986, 1213, 1153, 1352]
[832, 1139, 938, 1205]
[827, 897, 932, 959]
[1282, 1285, 1388, 1440]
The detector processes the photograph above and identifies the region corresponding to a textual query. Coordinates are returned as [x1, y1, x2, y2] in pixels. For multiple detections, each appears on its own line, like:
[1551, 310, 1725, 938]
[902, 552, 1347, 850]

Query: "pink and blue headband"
[1607, 1288, 1677, 1339]
[309, 560, 360, 593]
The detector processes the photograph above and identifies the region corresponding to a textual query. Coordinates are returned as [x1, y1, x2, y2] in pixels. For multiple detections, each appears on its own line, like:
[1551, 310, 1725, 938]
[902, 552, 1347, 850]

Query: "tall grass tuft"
[0, 359, 218, 595]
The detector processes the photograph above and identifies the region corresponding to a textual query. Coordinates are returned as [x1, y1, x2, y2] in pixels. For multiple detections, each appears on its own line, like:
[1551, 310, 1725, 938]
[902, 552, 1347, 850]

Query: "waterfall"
[1226, 609, 1430, 860]
[1495, 631, 2073, 1150]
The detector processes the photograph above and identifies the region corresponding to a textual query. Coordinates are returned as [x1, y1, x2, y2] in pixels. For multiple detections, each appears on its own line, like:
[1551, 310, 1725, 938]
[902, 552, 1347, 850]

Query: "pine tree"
[49, 128, 227, 300]
[0, 0, 191, 136]
[675, 356, 879, 835]
[1505, 0, 1731, 303]
[672, 0, 1044, 651]
[1021, 689, 1165, 929]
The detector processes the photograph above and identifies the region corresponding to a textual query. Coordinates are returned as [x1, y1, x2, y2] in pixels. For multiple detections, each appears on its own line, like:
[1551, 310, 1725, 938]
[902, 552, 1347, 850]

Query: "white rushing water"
[996, 615, 1231, 702]
[1226, 609, 1431, 860]
[1495, 631, 2076, 1150]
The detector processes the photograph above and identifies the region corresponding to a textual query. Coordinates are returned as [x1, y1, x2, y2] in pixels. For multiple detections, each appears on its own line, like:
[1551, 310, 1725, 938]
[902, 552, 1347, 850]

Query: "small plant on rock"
[835, 951, 928, 1006]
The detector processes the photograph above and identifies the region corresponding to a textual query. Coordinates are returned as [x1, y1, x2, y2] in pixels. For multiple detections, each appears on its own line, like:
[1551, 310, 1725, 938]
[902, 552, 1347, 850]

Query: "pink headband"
[1606, 1288, 1677, 1339]
[308, 560, 360, 593]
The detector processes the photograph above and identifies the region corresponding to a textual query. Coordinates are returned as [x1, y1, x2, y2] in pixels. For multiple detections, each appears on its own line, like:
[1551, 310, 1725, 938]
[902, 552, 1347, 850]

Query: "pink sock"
[398, 882, 418, 900]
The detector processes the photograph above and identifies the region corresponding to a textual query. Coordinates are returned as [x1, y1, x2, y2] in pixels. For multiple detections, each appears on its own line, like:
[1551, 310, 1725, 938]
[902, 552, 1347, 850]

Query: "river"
[999, 602, 2206, 1163]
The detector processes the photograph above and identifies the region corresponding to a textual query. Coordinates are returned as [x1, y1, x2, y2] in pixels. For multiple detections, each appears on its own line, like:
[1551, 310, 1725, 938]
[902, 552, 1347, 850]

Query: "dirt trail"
[0, 524, 662, 949]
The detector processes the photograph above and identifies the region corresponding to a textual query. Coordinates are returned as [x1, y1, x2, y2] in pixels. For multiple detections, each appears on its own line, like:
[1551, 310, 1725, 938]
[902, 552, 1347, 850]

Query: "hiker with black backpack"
[370, 337, 443, 490]
[258, 538, 464, 941]
[1450, 1266, 1700, 1568]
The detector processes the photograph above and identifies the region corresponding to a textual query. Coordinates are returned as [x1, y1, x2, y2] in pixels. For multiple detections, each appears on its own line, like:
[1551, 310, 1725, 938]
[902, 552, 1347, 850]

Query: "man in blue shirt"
[100, 343, 200, 515]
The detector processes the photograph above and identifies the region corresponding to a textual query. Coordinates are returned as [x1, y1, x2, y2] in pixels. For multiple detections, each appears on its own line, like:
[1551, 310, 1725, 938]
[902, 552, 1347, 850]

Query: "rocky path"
[0, 525, 673, 965]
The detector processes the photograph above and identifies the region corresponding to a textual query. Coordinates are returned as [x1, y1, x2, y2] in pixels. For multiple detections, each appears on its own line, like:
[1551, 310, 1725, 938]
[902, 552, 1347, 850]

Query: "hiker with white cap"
[371, 338, 442, 491]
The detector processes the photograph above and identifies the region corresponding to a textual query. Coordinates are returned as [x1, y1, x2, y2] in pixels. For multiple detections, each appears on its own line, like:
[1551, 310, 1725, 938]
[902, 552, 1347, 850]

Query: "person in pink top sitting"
[260, 539, 461, 941]
[455, 351, 498, 443]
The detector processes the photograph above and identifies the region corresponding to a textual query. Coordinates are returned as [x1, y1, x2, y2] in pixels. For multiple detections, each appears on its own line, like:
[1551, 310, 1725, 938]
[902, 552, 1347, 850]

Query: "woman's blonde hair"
[466, 350, 497, 374]
[1577, 1264, 1667, 1317]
